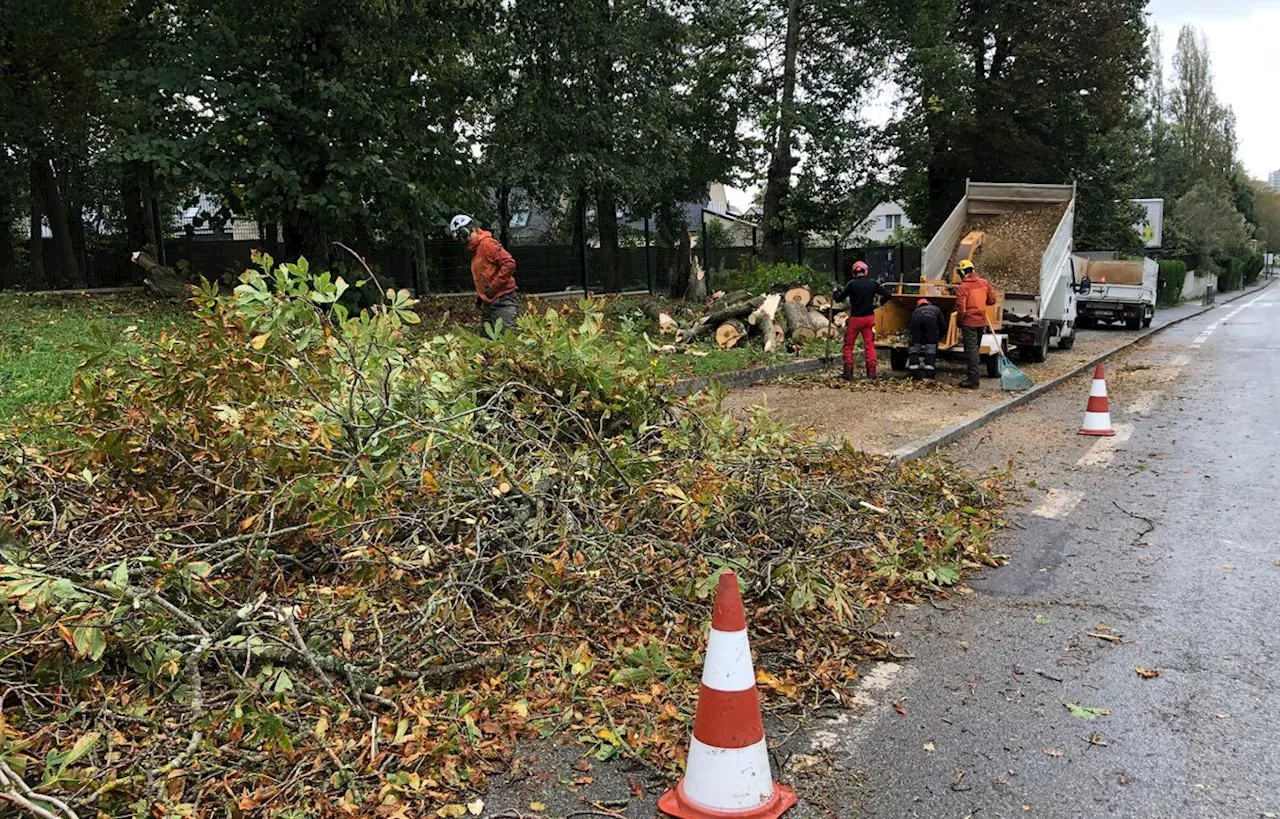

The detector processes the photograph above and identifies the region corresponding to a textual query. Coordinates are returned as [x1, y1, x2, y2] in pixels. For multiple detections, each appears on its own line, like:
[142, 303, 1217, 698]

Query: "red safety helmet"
[851, 260, 870, 276]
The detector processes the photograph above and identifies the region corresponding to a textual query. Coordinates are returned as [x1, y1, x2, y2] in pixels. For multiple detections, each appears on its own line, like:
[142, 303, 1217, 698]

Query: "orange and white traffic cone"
[1078, 363, 1116, 437]
[658, 572, 797, 819]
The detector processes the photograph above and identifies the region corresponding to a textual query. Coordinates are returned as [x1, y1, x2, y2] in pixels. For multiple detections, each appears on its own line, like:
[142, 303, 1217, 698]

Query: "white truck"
[1072, 253, 1157, 330]
[923, 181, 1083, 362]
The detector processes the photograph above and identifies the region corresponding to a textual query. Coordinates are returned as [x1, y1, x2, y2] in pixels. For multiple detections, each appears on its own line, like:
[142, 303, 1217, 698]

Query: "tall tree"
[757, 0, 884, 261]
[886, 0, 1150, 249]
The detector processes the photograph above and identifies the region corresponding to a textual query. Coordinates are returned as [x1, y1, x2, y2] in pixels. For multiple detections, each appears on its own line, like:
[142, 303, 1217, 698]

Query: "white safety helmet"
[449, 214, 474, 236]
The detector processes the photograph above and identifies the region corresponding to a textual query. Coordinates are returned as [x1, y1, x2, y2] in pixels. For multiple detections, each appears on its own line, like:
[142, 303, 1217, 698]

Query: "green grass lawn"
[0, 292, 797, 425]
[0, 294, 190, 424]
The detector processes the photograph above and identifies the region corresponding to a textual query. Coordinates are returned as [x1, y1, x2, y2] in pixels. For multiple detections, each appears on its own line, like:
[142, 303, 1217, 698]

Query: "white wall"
[851, 201, 912, 244]
[1181, 269, 1219, 301]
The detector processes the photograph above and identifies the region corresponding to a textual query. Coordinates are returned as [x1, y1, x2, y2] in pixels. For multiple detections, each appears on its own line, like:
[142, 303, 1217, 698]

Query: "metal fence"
[7, 228, 922, 297]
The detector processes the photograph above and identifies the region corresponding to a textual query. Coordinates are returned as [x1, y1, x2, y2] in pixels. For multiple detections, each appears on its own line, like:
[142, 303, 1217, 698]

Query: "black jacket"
[834, 277, 892, 317]
[909, 303, 945, 345]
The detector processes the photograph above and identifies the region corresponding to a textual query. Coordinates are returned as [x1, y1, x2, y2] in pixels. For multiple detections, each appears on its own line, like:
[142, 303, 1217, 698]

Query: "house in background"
[848, 201, 913, 244]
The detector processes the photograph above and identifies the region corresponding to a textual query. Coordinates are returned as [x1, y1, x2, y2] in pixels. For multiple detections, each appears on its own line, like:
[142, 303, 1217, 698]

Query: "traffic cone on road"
[658, 572, 797, 819]
[1078, 363, 1116, 437]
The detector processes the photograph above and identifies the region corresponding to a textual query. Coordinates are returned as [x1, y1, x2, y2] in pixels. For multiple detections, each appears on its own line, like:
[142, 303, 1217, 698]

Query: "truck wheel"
[1020, 335, 1049, 364]
[985, 355, 1000, 379]
[890, 347, 909, 371]
[1058, 332, 1075, 350]
[1143, 309, 1153, 328]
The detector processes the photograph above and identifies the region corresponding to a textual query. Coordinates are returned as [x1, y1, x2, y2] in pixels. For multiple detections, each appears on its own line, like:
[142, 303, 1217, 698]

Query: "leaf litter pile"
[0, 255, 1006, 816]
[952, 204, 1068, 294]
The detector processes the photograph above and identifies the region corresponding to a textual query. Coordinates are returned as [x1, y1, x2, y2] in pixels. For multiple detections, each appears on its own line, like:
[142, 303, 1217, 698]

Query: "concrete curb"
[887, 279, 1275, 465]
[666, 356, 831, 396]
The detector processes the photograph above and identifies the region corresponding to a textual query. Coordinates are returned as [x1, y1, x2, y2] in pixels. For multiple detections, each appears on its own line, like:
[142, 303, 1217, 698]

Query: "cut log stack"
[648, 283, 856, 353]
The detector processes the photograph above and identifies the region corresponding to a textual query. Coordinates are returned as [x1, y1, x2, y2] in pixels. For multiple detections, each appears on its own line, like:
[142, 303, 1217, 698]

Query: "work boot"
[957, 379, 979, 389]
[841, 365, 855, 381]
[866, 365, 877, 380]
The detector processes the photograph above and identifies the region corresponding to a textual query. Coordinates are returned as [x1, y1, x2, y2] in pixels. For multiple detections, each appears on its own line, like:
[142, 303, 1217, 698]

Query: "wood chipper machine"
[874, 274, 1008, 379]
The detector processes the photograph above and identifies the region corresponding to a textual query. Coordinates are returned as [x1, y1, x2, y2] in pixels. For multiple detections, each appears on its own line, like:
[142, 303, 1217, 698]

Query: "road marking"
[809, 661, 910, 753]
[1126, 391, 1160, 415]
[1077, 423, 1134, 467]
[1032, 488, 1085, 519]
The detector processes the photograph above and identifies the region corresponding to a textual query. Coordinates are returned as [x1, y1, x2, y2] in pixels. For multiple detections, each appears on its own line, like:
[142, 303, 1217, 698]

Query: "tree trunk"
[760, 0, 801, 263]
[412, 229, 430, 296]
[0, 196, 13, 290]
[640, 299, 679, 335]
[781, 300, 813, 337]
[497, 186, 511, 248]
[672, 229, 691, 299]
[681, 295, 765, 344]
[122, 176, 148, 252]
[716, 319, 748, 349]
[38, 159, 84, 288]
[28, 160, 46, 288]
[596, 188, 619, 292]
[748, 293, 783, 353]
[571, 193, 588, 289]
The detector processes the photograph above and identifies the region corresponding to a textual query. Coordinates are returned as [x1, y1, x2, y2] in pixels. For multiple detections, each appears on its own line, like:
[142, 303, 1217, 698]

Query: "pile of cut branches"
[0, 253, 1005, 817]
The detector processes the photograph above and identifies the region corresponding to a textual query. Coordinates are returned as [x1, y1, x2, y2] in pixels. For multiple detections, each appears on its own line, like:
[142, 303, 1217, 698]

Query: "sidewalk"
[720, 280, 1273, 458]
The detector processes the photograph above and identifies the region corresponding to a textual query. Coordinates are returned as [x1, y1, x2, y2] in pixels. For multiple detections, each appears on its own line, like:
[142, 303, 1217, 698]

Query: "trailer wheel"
[985, 355, 1000, 379]
[890, 347, 909, 371]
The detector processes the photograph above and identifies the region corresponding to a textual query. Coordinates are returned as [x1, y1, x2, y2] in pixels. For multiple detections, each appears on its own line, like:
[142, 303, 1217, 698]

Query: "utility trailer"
[875, 281, 1007, 379]
[923, 181, 1083, 363]
[1072, 253, 1157, 330]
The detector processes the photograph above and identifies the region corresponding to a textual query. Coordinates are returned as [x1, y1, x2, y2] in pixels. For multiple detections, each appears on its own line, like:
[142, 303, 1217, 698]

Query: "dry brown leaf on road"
[893, 702, 909, 715]
[1134, 666, 1161, 679]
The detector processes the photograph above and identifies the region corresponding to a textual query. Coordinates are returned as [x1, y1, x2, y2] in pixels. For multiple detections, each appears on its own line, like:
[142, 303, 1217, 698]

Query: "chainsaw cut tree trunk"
[681, 295, 766, 344]
[809, 308, 836, 339]
[715, 319, 748, 349]
[811, 295, 832, 310]
[131, 250, 189, 300]
[781, 301, 814, 338]
[718, 289, 751, 306]
[640, 299, 679, 335]
[783, 286, 812, 306]
[748, 293, 783, 353]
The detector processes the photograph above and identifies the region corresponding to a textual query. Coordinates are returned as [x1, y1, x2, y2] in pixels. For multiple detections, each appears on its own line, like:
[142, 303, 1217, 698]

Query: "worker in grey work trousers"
[907, 298, 945, 379]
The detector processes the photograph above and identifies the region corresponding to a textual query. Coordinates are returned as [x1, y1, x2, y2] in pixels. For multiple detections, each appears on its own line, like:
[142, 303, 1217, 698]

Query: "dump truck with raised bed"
[923, 181, 1083, 362]
[1072, 253, 1157, 330]
[875, 281, 1007, 378]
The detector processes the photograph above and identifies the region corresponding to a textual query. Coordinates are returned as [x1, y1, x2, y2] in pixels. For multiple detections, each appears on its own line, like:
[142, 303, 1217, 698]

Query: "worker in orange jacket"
[451, 214, 520, 335]
[954, 259, 996, 388]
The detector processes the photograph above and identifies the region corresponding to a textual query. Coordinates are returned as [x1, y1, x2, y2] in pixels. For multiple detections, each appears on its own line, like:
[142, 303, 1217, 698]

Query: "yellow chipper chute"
[873, 275, 1008, 380]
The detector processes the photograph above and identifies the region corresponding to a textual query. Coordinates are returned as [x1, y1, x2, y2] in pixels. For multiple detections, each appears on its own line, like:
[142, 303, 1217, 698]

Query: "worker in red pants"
[833, 260, 892, 380]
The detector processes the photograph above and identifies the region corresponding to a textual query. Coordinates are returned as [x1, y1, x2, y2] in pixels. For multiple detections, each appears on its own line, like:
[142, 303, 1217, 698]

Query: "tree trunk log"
[640, 299, 679, 335]
[749, 293, 783, 353]
[716, 319, 747, 349]
[682, 295, 766, 343]
[718, 289, 751, 306]
[686, 253, 708, 303]
[783, 285, 811, 306]
[781, 301, 812, 337]
[131, 250, 189, 300]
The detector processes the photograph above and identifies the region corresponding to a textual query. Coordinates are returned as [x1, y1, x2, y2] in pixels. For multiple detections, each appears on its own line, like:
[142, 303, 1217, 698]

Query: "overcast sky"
[727, 1, 1278, 210]
[1149, 0, 1279, 181]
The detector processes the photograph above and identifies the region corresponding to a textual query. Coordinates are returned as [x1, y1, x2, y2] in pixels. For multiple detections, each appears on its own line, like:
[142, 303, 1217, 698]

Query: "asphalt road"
[779, 284, 1280, 818]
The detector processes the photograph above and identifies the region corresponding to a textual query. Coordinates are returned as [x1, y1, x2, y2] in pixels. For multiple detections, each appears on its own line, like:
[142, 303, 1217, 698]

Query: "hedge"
[1157, 260, 1187, 306]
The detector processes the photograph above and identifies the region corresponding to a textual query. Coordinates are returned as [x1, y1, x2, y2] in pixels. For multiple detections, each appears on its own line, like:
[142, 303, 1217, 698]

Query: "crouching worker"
[907, 298, 944, 380]
[451, 214, 520, 336]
